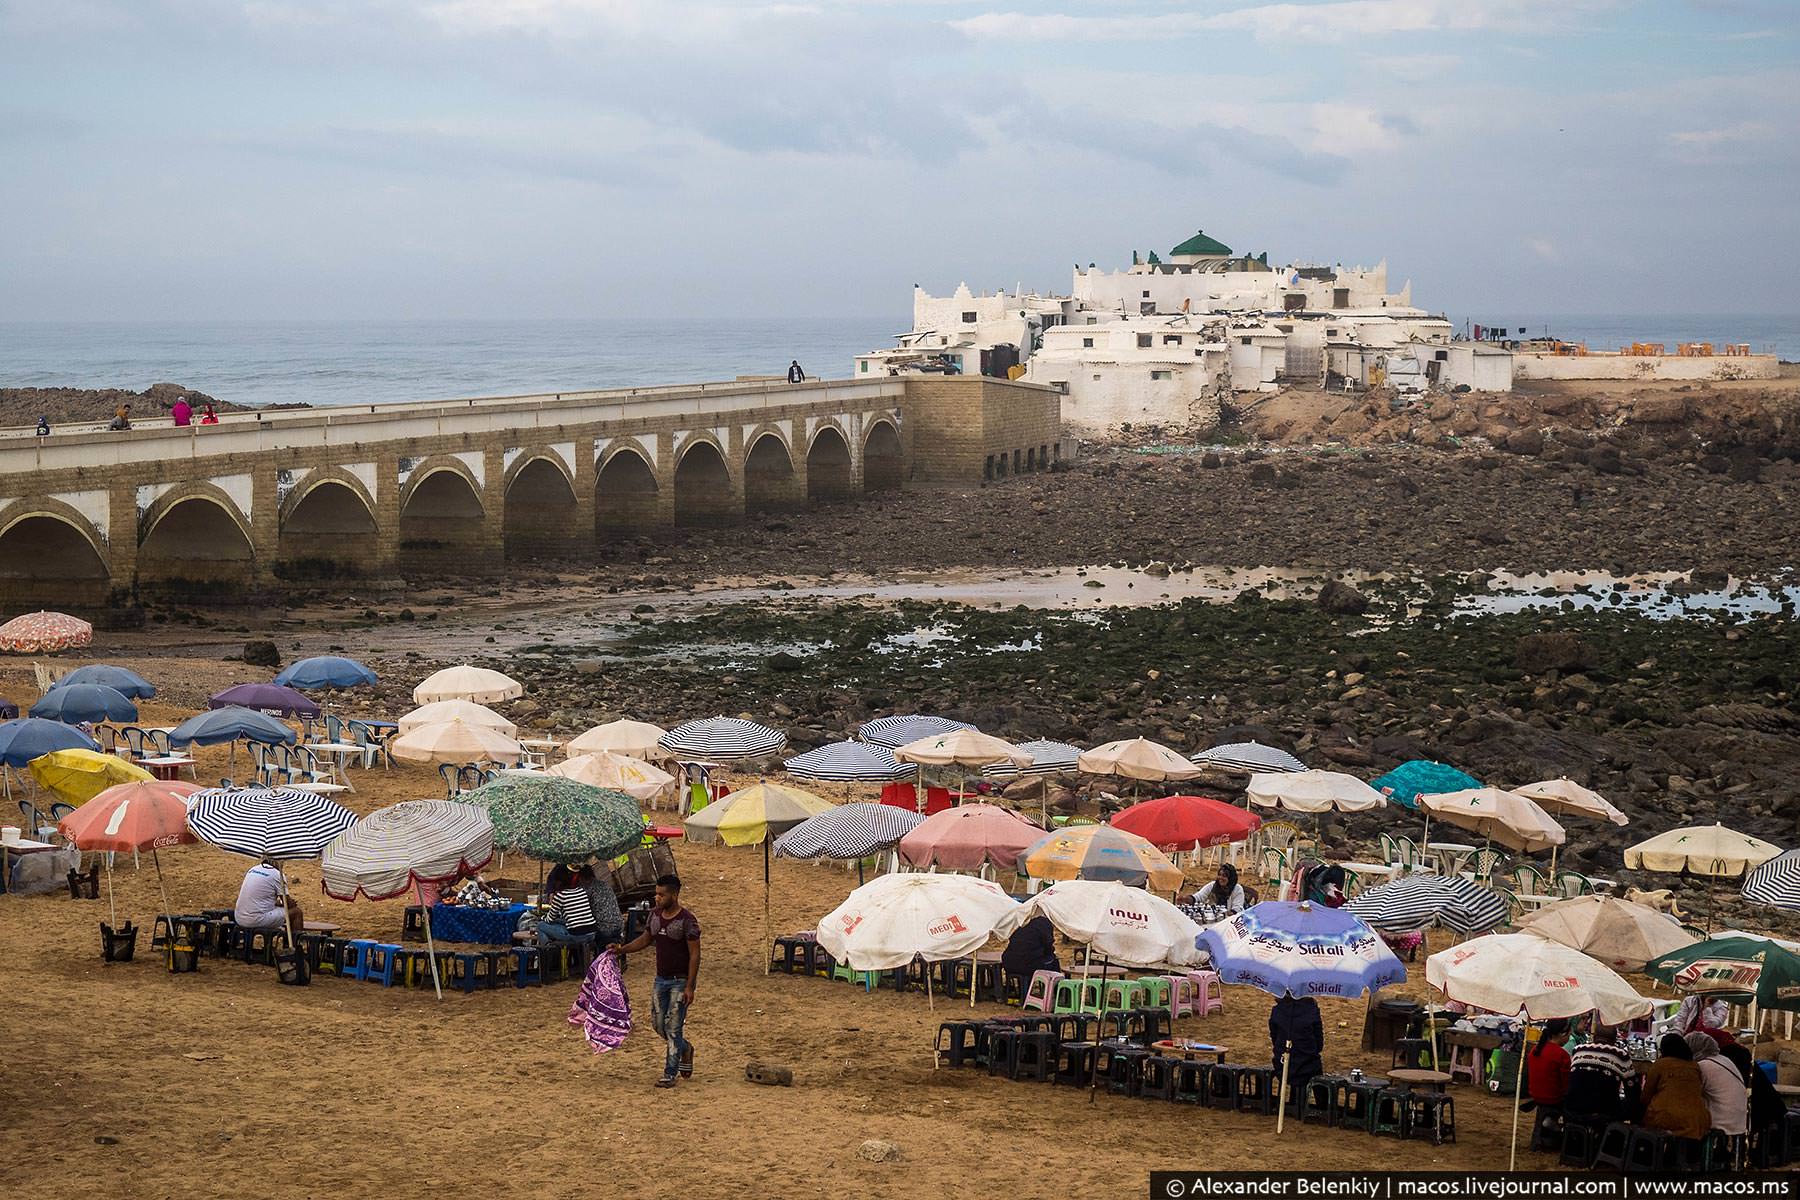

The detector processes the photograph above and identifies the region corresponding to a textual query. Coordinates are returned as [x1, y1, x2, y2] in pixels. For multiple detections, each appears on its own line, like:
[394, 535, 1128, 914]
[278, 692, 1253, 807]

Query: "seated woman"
[1526, 1019, 1572, 1109]
[539, 878, 623, 950]
[1689, 1032, 1748, 1137]
[1638, 1033, 1710, 1140]
[1187, 864, 1247, 912]
[1719, 1042, 1785, 1135]
[1000, 912, 1060, 992]
[1565, 1024, 1636, 1122]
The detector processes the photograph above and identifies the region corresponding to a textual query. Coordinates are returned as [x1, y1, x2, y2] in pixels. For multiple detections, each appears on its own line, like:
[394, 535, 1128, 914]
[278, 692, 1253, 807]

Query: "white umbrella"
[412, 665, 523, 705]
[816, 872, 1018, 1016]
[1625, 823, 1783, 876]
[1427, 932, 1653, 1169]
[1076, 738, 1201, 783]
[397, 699, 517, 737]
[994, 878, 1204, 969]
[390, 719, 521, 766]
[566, 719, 669, 759]
[1246, 770, 1387, 813]
[1516, 894, 1699, 973]
[1510, 778, 1628, 826]
[548, 751, 676, 804]
[1419, 787, 1565, 854]
[892, 728, 1031, 769]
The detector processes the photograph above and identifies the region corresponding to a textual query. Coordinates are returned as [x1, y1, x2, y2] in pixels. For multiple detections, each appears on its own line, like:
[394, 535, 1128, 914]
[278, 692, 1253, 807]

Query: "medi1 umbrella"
[28, 748, 153, 805]
[52, 665, 156, 699]
[1017, 823, 1184, 892]
[1517, 894, 1698, 973]
[1370, 760, 1481, 810]
[321, 800, 494, 1000]
[29, 684, 137, 724]
[1111, 794, 1262, 852]
[412, 665, 522, 705]
[0, 611, 92, 653]
[274, 656, 377, 690]
[208, 683, 321, 719]
[57, 780, 201, 927]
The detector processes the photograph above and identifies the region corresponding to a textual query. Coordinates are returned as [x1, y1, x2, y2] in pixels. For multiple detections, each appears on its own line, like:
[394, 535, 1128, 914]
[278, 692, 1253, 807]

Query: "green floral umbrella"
[1644, 934, 1800, 1013]
[462, 775, 645, 862]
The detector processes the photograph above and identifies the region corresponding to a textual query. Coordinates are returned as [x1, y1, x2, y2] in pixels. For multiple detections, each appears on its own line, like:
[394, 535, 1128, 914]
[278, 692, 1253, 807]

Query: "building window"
[1085, 316, 1097, 325]
[1049, 381, 1068, 394]
[1163, 335, 1181, 345]
[1026, 447, 1036, 470]
[1239, 337, 1252, 346]
[1141, 290, 1150, 298]
[1333, 287, 1350, 309]
[961, 310, 977, 323]
[984, 454, 994, 481]
[859, 361, 868, 373]
[1435, 350, 1449, 361]
[1151, 370, 1172, 381]
[1091, 374, 1101, 381]
[1013, 449, 1022, 474]
[1136, 334, 1152, 348]
[1082, 337, 1094, 348]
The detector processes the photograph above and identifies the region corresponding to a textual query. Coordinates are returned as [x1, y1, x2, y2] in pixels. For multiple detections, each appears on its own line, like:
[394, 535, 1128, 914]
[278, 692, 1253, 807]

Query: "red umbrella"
[58, 780, 202, 924]
[1111, 794, 1261, 851]
[897, 803, 1042, 873]
[0, 610, 93, 653]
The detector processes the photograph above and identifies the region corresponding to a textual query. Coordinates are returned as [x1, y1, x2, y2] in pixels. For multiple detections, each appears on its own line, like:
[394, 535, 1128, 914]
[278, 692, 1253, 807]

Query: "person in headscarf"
[1526, 1018, 1572, 1108]
[1718, 1042, 1784, 1135]
[1688, 1031, 1749, 1136]
[1676, 994, 1731, 1034]
[1638, 1033, 1709, 1139]
[1188, 863, 1247, 912]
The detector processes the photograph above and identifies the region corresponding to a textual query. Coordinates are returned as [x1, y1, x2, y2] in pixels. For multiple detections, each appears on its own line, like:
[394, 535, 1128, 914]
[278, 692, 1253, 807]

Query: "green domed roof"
[1172, 230, 1232, 257]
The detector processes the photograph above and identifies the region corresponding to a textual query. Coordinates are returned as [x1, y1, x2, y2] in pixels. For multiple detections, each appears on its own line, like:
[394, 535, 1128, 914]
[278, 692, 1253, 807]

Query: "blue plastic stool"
[510, 946, 542, 988]
[341, 938, 376, 981]
[449, 952, 487, 994]
[363, 942, 402, 986]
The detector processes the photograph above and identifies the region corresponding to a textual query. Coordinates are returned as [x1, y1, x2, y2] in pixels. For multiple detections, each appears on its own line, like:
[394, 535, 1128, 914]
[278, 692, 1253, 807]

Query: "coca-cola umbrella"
[1110, 794, 1262, 852]
[57, 779, 202, 927]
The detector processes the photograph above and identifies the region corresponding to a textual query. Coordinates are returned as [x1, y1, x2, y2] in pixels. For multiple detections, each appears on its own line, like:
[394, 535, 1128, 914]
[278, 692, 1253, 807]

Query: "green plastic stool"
[831, 962, 875, 991]
[1053, 977, 1104, 1013]
[1103, 979, 1149, 1011]
[1136, 978, 1172, 1008]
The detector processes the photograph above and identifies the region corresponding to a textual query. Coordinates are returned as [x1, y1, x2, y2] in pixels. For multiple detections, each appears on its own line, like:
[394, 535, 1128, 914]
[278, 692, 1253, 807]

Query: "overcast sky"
[2, 0, 1794, 321]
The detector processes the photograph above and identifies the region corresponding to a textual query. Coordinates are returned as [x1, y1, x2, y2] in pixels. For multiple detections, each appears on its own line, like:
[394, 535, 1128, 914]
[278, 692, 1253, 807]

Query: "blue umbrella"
[1369, 760, 1481, 811]
[51, 665, 156, 700]
[0, 718, 101, 767]
[29, 684, 138, 724]
[169, 706, 297, 748]
[1197, 900, 1407, 999]
[274, 656, 378, 690]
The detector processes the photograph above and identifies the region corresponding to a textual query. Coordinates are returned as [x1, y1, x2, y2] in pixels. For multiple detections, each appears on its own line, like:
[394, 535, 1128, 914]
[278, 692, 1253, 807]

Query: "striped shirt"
[548, 886, 599, 932]
[1569, 1042, 1634, 1082]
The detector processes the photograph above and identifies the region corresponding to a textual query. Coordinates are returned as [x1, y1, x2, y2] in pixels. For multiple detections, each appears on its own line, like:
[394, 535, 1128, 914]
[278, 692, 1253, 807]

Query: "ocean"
[0, 313, 1793, 409]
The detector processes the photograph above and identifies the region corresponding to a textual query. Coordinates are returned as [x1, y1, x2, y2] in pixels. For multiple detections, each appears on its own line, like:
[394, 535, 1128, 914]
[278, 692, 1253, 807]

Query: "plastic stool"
[1234, 1065, 1277, 1114]
[1446, 1038, 1488, 1087]
[1102, 979, 1148, 1011]
[1559, 1118, 1604, 1168]
[935, 1022, 981, 1068]
[1370, 1088, 1407, 1136]
[1011, 1031, 1058, 1082]
[1051, 1013, 1097, 1045]
[1402, 1092, 1455, 1145]
[1139, 1054, 1178, 1101]
[1173, 1060, 1209, 1104]
[1530, 1107, 1566, 1154]
[1100, 1044, 1149, 1097]
[340, 938, 374, 981]
[1167, 975, 1197, 1020]
[1131, 1007, 1171, 1046]
[1052, 977, 1102, 1014]
[1053, 1040, 1097, 1088]
[1136, 978, 1171, 1009]
[986, 1029, 1023, 1078]
[1302, 1074, 1341, 1124]
[509, 946, 542, 988]
[830, 961, 876, 990]
[1187, 969, 1224, 1016]
[363, 942, 402, 986]
[1391, 1037, 1432, 1070]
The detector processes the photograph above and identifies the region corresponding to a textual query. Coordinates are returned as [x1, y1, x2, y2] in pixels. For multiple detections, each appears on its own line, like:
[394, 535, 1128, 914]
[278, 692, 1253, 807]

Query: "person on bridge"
[786, 360, 806, 383]
[35, 415, 50, 436]
[199, 403, 219, 425]
[171, 396, 193, 426]
[108, 404, 132, 431]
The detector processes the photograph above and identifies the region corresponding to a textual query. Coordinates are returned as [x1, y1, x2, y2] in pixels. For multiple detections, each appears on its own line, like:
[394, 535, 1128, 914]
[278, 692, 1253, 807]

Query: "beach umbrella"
[659, 716, 786, 761]
[1517, 894, 1699, 972]
[29, 683, 136, 725]
[1344, 873, 1510, 935]
[683, 779, 836, 972]
[57, 779, 202, 927]
[274, 656, 377, 690]
[898, 802, 1041, 873]
[1369, 760, 1481, 811]
[169, 706, 296, 749]
[412, 664, 522, 705]
[1418, 787, 1566, 854]
[857, 714, 975, 750]
[995, 878, 1205, 969]
[1110, 794, 1261, 852]
[815, 873, 1019, 1007]
[548, 751, 675, 804]
[462, 775, 645, 864]
[398, 699, 516, 737]
[783, 740, 909, 783]
[1018, 823, 1184, 892]
[894, 728, 1032, 770]
[1428, 933, 1653, 1168]
[1510, 778, 1628, 826]
[1625, 823, 1782, 877]
[566, 719, 668, 759]
[28, 749, 152, 805]
[1076, 737, 1202, 783]
[0, 718, 100, 766]
[187, 784, 359, 947]
[321, 800, 495, 1000]
[1191, 740, 1305, 774]
[772, 802, 922, 863]
[1644, 934, 1800, 1013]
[51, 665, 155, 700]
[0, 611, 92, 653]
[0, 698, 15, 720]
[1246, 770, 1387, 814]
[208, 683, 321, 719]
[1743, 849, 1800, 911]
[977, 738, 1082, 779]
[390, 718, 521, 766]
[1201, 901, 1406, 998]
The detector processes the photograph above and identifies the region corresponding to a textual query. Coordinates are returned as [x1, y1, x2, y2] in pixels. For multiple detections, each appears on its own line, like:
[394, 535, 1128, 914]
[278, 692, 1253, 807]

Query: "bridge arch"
[806, 425, 853, 503]
[862, 418, 904, 493]
[138, 484, 257, 594]
[0, 499, 111, 607]
[399, 458, 488, 574]
[743, 429, 800, 513]
[595, 443, 659, 540]
[277, 469, 380, 579]
[503, 453, 580, 558]
[673, 437, 736, 528]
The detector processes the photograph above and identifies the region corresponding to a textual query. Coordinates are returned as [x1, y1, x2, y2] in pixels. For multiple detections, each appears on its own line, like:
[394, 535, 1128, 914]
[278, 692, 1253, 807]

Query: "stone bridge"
[0, 375, 1062, 610]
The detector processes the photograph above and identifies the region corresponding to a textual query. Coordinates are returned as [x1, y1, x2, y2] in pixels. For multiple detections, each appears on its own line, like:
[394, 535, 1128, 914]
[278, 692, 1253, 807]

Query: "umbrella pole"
[417, 881, 443, 1001]
[970, 953, 978, 1010]
[1276, 1039, 1292, 1134]
[106, 854, 116, 928]
[926, 956, 934, 1012]
[1088, 951, 1109, 1104]
[151, 848, 174, 923]
[762, 838, 772, 976]
[1509, 1020, 1529, 1171]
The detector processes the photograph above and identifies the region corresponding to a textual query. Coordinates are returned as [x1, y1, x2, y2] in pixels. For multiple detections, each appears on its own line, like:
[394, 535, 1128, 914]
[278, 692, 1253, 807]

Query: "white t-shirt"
[235, 864, 289, 928]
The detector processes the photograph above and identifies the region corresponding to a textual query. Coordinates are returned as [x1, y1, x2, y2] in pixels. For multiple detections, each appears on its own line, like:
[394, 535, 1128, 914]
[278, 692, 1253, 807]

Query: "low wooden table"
[1152, 1040, 1229, 1064]
[1387, 1068, 1453, 1092]
[302, 921, 341, 935]
[135, 755, 195, 782]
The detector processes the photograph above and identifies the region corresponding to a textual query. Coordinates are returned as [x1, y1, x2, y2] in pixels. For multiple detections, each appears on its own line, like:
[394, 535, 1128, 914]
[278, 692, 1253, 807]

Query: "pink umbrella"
[898, 803, 1042, 873]
[0, 611, 93, 653]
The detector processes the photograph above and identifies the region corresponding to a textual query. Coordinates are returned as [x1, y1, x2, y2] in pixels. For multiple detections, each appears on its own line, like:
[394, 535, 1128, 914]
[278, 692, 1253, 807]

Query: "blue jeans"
[536, 920, 591, 948]
[650, 975, 690, 1079]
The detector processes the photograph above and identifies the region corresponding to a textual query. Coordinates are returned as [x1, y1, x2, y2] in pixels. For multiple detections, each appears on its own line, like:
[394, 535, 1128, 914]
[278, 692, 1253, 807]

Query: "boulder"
[1501, 429, 1544, 456]
[1514, 632, 1599, 674]
[1316, 580, 1370, 615]
[1628, 396, 1688, 424]
[241, 641, 280, 669]
[858, 1140, 902, 1163]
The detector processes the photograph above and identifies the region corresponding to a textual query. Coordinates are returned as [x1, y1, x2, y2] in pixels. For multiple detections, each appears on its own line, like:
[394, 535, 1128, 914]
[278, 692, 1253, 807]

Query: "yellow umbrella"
[1018, 823, 1184, 893]
[28, 750, 153, 805]
[683, 780, 835, 972]
[548, 751, 676, 804]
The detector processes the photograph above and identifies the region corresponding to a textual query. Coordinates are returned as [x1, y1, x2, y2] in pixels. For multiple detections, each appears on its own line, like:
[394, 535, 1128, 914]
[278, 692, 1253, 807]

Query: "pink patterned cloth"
[568, 950, 632, 1054]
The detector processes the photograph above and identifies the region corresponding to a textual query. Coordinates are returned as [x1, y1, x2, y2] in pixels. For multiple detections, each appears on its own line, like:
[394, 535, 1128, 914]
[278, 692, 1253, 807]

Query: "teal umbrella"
[1644, 935, 1800, 1013]
[1369, 760, 1481, 811]
[461, 775, 645, 863]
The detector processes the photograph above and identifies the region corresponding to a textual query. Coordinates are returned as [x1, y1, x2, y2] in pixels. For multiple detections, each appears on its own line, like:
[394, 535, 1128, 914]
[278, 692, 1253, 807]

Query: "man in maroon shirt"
[611, 874, 700, 1087]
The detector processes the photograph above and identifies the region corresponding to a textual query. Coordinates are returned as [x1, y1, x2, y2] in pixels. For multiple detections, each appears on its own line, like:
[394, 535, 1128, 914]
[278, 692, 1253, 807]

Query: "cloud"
[1668, 121, 1774, 147]
[951, 0, 1603, 43]
[1524, 237, 1558, 262]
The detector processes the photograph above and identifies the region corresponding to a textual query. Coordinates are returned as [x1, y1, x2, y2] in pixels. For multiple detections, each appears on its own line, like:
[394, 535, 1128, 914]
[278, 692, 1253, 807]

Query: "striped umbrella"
[979, 739, 1082, 779]
[186, 786, 359, 861]
[52, 665, 156, 699]
[857, 714, 974, 750]
[773, 802, 922, 861]
[321, 800, 495, 1000]
[461, 775, 644, 863]
[1191, 740, 1305, 774]
[1345, 873, 1510, 935]
[783, 740, 909, 783]
[29, 684, 137, 724]
[0, 611, 92, 653]
[1744, 849, 1800, 910]
[660, 717, 786, 761]
[1018, 823, 1184, 892]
